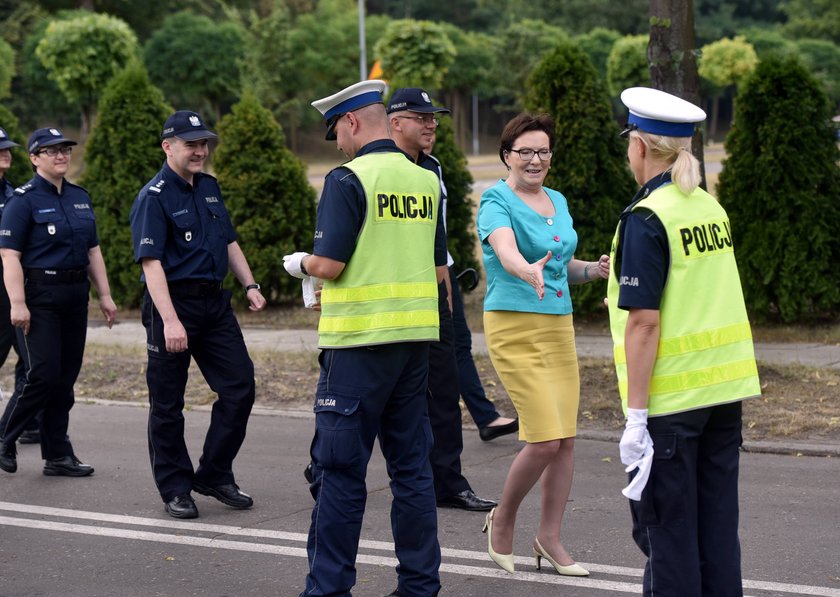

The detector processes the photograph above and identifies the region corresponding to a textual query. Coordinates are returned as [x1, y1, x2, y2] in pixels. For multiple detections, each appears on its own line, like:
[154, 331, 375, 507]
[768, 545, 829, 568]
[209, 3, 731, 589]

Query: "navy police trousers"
[302, 342, 440, 597]
[142, 289, 255, 502]
[630, 401, 743, 596]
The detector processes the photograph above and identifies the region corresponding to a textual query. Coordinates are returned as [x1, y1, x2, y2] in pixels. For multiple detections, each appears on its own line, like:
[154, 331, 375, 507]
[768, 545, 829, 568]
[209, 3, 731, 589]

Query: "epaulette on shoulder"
[147, 179, 166, 194]
[14, 183, 33, 195]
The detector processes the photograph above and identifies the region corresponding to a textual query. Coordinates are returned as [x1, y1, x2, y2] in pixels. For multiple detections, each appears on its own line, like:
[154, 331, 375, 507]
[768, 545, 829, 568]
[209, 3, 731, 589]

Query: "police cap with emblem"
[28, 127, 77, 154]
[161, 110, 218, 141]
[312, 80, 387, 141]
[386, 88, 451, 115]
[619, 87, 706, 138]
[0, 127, 20, 150]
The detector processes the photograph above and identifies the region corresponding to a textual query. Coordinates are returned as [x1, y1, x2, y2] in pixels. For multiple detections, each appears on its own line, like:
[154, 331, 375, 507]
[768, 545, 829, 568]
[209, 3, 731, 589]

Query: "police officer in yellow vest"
[607, 87, 761, 597]
[283, 80, 447, 597]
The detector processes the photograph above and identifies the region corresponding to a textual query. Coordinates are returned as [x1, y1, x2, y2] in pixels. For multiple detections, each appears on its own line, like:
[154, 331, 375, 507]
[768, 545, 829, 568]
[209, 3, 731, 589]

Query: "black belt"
[25, 268, 87, 283]
[168, 280, 222, 297]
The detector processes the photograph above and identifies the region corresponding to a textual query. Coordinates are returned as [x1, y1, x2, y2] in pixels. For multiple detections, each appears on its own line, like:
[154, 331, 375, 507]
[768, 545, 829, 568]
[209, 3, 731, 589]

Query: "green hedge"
[80, 61, 171, 307]
[526, 41, 636, 314]
[718, 55, 840, 322]
[214, 91, 316, 304]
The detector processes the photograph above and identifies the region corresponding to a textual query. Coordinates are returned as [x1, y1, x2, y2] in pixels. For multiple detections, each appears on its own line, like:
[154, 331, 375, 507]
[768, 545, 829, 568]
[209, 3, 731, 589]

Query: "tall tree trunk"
[648, 0, 707, 189]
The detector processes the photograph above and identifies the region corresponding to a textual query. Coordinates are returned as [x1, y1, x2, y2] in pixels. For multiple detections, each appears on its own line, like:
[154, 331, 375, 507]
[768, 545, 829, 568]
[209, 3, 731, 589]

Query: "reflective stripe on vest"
[318, 152, 440, 348]
[607, 183, 760, 416]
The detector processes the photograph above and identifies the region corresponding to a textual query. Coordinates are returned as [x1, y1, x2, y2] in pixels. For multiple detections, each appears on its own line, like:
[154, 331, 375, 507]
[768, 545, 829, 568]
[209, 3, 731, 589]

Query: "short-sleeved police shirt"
[312, 139, 447, 266]
[0, 174, 99, 269]
[130, 162, 237, 283]
[0, 177, 14, 217]
[615, 171, 671, 311]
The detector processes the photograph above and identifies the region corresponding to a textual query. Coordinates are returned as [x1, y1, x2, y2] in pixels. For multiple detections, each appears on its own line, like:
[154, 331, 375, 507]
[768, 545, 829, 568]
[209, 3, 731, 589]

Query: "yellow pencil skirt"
[484, 311, 580, 442]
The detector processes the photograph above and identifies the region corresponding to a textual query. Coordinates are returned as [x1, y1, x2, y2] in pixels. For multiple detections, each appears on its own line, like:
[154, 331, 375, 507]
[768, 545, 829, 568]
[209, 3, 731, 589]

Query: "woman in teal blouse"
[477, 112, 608, 576]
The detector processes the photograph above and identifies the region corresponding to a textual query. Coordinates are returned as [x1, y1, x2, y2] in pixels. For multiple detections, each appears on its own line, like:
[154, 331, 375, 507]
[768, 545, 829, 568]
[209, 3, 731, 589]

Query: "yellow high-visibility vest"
[607, 183, 760, 416]
[318, 152, 440, 348]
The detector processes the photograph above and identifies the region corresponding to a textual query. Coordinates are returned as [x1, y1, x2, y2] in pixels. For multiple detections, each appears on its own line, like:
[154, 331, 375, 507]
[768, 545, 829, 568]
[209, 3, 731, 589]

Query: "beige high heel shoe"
[533, 537, 589, 576]
[482, 507, 515, 573]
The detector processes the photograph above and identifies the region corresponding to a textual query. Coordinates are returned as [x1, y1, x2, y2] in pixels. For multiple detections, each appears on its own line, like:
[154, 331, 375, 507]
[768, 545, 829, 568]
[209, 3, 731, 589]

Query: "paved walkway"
[88, 320, 840, 369]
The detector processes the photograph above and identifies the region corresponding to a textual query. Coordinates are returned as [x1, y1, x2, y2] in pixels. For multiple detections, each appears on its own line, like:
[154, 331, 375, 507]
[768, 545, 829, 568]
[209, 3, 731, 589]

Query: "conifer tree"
[80, 61, 171, 307]
[718, 55, 840, 322]
[214, 92, 316, 303]
[526, 41, 636, 314]
[0, 104, 31, 186]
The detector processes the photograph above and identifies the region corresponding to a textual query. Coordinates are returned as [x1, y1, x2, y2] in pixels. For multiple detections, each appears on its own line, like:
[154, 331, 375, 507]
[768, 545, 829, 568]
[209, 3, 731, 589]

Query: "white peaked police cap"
[312, 80, 387, 140]
[620, 87, 706, 138]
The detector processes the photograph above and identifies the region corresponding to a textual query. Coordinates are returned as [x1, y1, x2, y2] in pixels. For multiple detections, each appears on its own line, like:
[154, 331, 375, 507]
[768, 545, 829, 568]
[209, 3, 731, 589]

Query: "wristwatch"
[245, 283, 261, 292]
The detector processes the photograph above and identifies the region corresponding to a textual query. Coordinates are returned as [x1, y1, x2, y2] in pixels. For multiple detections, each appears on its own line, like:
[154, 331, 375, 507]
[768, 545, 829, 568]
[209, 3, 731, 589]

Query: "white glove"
[283, 251, 310, 279]
[619, 408, 654, 501]
[302, 276, 321, 309]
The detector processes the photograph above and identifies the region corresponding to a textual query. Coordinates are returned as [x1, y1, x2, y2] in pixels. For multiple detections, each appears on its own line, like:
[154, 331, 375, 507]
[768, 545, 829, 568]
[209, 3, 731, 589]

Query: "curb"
[79, 397, 839, 459]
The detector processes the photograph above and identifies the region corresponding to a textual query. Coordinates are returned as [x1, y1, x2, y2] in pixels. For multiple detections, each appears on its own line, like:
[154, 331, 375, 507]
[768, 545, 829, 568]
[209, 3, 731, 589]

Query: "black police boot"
[0, 442, 17, 473]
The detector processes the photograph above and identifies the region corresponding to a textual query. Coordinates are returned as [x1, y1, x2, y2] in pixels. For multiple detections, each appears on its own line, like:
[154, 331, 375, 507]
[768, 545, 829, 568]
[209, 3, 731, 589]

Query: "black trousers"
[0, 279, 88, 459]
[426, 281, 470, 499]
[630, 401, 744, 597]
[0, 271, 33, 435]
[142, 288, 256, 502]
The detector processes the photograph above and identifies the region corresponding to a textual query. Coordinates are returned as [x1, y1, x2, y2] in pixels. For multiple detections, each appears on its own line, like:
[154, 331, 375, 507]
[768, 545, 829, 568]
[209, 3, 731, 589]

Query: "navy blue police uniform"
[130, 160, 256, 506]
[415, 151, 493, 508]
[302, 139, 447, 597]
[615, 170, 743, 596]
[0, 173, 96, 462]
[0, 173, 35, 440]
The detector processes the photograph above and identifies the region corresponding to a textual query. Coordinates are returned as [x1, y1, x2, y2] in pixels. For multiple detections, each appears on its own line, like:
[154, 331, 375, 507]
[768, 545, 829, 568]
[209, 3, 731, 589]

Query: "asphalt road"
[1, 401, 838, 597]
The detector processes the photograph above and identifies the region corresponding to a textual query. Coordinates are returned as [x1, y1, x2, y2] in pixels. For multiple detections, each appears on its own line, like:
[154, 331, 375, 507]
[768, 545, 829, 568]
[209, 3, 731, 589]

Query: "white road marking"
[1, 501, 838, 596]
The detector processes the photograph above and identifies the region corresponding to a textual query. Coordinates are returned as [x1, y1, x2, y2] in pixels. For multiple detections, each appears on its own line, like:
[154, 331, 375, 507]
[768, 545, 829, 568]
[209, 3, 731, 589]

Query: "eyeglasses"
[395, 115, 439, 126]
[37, 146, 73, 157]
[509, 148, 552, 161]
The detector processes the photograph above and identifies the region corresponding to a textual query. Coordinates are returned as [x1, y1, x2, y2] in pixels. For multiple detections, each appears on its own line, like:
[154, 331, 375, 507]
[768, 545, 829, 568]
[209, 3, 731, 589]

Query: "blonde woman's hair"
[632, 131, 702, 195]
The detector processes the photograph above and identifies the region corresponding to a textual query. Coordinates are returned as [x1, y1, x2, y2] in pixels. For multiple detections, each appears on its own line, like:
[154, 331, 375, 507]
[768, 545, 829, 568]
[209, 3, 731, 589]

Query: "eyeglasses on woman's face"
[36, 145, 73, 157]
[508, 148, 552, 161]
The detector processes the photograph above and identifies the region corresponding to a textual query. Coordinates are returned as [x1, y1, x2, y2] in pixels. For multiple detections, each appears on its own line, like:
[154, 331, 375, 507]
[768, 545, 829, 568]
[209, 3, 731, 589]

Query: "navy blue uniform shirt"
[615, 171, 671, 311]
[313, 140, 447, 266]
[130, 162, 237, 282]
[0, 177, 14, 215]
[0, 174, 98, 269]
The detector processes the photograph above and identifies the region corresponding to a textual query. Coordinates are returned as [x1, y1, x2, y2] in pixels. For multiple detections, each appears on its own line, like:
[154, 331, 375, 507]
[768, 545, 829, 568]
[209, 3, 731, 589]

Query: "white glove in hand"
[619, 408, 649, 465]
[283, 251, 310, 279]
[302, 276, 321, 308]
[620, 408, 654, 501]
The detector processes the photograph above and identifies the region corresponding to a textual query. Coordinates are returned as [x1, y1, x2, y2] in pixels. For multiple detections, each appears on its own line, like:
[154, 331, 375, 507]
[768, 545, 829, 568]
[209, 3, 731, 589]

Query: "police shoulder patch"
[14, 183, 33, 195]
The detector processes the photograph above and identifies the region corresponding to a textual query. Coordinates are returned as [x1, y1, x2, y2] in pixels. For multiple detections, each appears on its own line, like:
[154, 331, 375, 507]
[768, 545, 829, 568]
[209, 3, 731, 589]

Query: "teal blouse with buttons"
[477, 180, 577, 314]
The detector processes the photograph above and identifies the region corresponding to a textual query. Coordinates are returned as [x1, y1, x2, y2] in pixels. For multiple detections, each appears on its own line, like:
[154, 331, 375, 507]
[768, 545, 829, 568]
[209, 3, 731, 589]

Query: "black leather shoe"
[193, 481, 254, 509]
[18, 429, 41, 444]
[479, 418, 519, 442]
[0, 442, 17, 473]
[437, 489, 497, 512]
[165, 494, 199, 519]
[43, 455, 94, 477]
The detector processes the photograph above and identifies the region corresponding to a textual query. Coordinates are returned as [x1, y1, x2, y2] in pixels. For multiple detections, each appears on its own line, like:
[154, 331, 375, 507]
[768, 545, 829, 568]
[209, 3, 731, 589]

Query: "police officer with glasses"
[387, 87, 498, 513]
[0, 127, 116, 476]
[130, 111, 266, 520]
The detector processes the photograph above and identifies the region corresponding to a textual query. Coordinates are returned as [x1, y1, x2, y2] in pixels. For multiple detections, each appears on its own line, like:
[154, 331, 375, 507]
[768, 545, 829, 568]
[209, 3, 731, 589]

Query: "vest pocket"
[312, 392, 362, 470]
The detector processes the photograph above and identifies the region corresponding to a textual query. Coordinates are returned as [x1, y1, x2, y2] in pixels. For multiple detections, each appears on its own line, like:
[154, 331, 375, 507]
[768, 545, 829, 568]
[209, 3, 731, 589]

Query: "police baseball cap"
[386, 88, 450, 115]
[28, 127, 77, 154]
[161, 110, 218, 141]
[312, 80, 387, 140]
[619, 87, 706, 138]
[0, 127, 20, 150]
